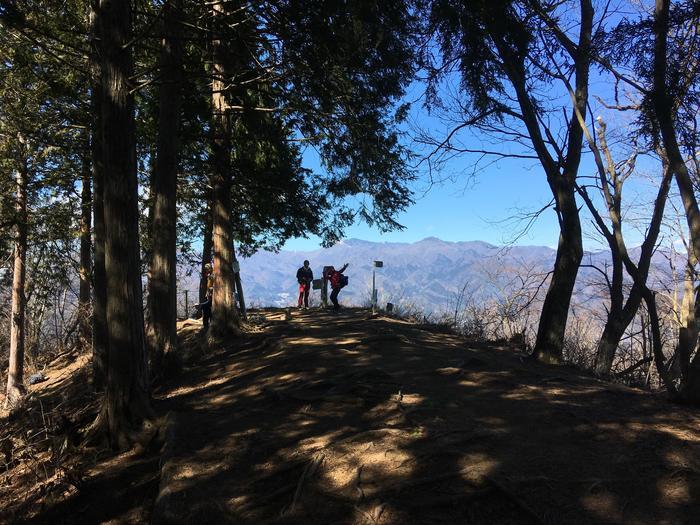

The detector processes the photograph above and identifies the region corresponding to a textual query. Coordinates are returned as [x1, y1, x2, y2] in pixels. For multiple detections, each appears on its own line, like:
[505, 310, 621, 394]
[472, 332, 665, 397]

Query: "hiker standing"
[296, 260, 313, 308]
[201, 263, 213, 330]
[327, 263, 349, 311]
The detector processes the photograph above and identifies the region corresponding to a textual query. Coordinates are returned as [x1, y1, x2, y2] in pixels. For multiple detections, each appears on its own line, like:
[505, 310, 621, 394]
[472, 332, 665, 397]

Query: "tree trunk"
[5, 164, 28, 408]
[491, 2, 591, 364]
[90, 0, 108, 392]
[591, 166, 672, 376]
[199, 203, 213, 305]
[644, 288, 678, 396]
[595, 318, 626, 375]
[79, 139, 92, 346]
[677, 260, 698, 383]
[98, 0, 153, 450]
[148, 0, 183, 366]
[533, 184, 583, 364]
[531, 0, 593, 364]
[209, 0, 239, 338]
[652, 0, 700, 403]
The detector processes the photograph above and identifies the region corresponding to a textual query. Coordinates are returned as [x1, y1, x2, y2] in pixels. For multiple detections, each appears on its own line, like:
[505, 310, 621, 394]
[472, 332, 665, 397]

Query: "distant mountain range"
[177, 237, 676, 314]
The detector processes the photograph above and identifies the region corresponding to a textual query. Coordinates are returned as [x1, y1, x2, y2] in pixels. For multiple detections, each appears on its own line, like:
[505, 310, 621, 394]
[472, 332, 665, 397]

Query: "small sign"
[373, 260, 383, 268]
[232, 260, 240, 273]
[312, 279, 323, 290]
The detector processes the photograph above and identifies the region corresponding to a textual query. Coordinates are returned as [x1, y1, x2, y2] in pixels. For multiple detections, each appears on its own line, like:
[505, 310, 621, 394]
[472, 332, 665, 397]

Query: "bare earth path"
[153, 308, 700, 525]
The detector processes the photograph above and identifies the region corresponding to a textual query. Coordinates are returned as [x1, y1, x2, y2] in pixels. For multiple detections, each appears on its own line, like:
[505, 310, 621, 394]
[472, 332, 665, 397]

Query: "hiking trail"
[2, 308, 699, 524]
[154, 308, 700, 524]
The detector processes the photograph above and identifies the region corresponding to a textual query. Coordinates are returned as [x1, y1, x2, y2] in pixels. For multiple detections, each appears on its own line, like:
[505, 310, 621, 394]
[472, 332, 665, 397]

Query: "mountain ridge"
[178, 237, 673, 313]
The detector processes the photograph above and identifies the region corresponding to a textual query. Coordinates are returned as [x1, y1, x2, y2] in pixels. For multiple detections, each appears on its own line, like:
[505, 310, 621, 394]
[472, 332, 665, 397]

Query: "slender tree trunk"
[79, 140, 92, 345]
[591, 166, 672, 375]
[97, 0, 153, 449]
[90, 0, 108, 391]
[199, 203, 213, 304]
[209, 0, 239, 338]
[5, 164, 28, 408]
[644, 288, 678, 396]
[533, 184, 583, 364]
[491, 1, 591, 364]
[148, 0, 183, 366]
[653, 0, 700, 403]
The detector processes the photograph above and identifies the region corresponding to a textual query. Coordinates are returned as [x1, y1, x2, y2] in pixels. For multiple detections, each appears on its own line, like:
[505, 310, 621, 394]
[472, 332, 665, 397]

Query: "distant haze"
[178, 237, 675, 314]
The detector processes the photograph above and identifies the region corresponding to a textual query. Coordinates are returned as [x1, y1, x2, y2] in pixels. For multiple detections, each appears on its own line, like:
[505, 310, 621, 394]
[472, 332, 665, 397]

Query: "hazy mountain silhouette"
[177, 237, 676, 315]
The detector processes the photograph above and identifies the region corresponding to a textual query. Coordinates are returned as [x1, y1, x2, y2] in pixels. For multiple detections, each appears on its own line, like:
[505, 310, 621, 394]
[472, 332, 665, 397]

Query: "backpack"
[330, 271, 347, 289]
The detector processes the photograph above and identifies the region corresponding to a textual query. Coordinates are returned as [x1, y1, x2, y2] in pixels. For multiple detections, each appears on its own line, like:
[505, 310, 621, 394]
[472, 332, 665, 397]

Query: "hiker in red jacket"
[296, 260, 313, 308]
[327, 263, 349, 311]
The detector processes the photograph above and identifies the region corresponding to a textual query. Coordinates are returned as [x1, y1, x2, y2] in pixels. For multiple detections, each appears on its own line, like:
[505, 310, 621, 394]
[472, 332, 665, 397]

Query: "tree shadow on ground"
[145, 308, 700, 524]
[18, 307, 700, 525]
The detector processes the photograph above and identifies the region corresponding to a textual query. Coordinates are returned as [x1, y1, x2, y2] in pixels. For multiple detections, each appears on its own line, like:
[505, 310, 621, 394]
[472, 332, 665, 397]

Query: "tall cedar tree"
[90, 0, 108, 391]
[197, 0, 417, 337]
[209, 0, 241, 338]
[96, 0, 153, 449]
[5, 163, 28, 407]
[148, 0, 183, 366]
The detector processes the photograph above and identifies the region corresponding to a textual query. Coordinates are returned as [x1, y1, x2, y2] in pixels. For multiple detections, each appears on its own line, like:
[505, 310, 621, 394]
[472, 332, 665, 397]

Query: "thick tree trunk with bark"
[5, 164, 28, 408]
[90, 0, 108, 391]
[209, 0, 239, 338]
[97, 0, 153, 449]
[595, 315, 625, 375]
[79, 143, 92, 345]
[148, 0, 183, 366]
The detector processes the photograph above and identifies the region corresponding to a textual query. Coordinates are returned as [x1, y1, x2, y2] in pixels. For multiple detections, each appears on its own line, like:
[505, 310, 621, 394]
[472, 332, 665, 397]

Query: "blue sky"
[285, 152, 561, 251]
[285, 101, 662, 253]
[286, 75, 568, 252]
[283, 6, 671, 254]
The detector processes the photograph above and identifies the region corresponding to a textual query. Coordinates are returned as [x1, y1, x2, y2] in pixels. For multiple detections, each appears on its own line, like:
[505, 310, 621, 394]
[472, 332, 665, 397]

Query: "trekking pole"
[184, 290, 189, 319]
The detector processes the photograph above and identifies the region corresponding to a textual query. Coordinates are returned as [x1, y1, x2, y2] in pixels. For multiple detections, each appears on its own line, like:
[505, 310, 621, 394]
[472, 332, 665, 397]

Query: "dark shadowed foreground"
[156, 309, 700, 524]
[3, 308, 699, 524]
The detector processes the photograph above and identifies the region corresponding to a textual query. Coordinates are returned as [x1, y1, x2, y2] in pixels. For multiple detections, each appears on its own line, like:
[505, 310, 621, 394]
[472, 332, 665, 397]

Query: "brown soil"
[155, 308, 700, 524]
[0, 351, 161, 525]
[2, 308, 699, 524]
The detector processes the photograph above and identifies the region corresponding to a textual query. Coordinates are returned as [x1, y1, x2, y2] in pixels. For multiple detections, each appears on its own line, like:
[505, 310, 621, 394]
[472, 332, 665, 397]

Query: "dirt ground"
[0, 351, 161, 525]
[156, 308, 700, 524]
[2, 307, 699, 524]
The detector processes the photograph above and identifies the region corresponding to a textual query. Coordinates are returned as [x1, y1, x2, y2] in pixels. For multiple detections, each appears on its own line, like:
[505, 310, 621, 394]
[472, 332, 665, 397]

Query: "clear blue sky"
[284, 152, 561, 251]
[284, 54, 667, 253]
[285, 77, 564, 251]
